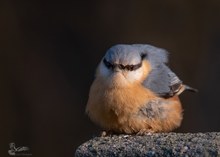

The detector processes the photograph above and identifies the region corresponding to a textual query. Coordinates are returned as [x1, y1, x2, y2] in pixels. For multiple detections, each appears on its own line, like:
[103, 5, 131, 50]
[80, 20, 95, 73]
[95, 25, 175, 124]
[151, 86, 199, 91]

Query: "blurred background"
[1, 0, 220, 156]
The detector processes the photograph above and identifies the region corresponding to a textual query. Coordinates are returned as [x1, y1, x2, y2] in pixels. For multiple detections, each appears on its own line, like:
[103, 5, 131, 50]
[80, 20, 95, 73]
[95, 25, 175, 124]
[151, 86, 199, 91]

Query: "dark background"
[1, 1, 220, 157]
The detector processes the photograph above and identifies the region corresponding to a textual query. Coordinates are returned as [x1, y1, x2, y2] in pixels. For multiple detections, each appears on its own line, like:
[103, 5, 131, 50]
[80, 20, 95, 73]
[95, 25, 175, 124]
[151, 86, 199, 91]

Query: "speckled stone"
[75, 132, 220, 157]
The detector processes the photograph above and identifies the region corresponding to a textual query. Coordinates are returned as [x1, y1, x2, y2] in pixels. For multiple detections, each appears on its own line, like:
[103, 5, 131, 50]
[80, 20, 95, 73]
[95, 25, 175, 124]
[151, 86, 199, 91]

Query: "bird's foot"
[136, 129, 155, 136]
[100, 130, 114, 137]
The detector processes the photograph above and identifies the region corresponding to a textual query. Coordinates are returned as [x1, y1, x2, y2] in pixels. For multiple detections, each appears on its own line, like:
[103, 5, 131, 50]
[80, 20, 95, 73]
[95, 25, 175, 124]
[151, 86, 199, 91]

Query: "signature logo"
[8, 142, 32, 156]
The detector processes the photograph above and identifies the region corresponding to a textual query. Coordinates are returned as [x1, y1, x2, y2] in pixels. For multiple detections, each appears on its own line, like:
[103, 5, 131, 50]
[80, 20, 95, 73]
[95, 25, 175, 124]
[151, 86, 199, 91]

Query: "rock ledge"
[75, 132, 220, 157]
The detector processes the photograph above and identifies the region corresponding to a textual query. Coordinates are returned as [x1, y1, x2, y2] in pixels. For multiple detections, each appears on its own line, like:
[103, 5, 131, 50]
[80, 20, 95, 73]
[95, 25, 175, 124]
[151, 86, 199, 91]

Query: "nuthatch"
[86, 44, 197, 134]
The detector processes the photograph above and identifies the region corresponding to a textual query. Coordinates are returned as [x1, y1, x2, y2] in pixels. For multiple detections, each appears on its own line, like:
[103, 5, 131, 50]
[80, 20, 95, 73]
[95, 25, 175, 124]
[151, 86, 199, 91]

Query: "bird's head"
[96, 44, 152, 87]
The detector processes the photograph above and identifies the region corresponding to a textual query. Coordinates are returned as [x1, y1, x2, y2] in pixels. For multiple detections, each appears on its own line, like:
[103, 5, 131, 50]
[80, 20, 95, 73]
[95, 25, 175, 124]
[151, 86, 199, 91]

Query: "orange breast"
[86, 77, 157, 131]
[86, 60, 183, 134]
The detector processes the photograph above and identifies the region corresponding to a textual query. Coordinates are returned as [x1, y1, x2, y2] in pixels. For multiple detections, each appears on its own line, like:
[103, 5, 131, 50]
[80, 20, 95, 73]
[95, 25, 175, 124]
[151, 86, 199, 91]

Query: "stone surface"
[75, 132, 220, 157]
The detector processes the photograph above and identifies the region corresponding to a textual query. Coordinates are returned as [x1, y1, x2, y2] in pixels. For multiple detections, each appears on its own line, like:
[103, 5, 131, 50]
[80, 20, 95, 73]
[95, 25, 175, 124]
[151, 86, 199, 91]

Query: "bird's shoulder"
[131, 44, 182, 98]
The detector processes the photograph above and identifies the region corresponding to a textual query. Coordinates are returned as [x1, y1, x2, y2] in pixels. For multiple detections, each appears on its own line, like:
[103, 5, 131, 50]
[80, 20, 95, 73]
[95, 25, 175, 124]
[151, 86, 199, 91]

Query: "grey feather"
[104, 44, 184, 97]
[105, 44, 142, 65]
[139, 99, 167, 119]
[131, 44, 182, 97]
[132, 44, 169, 68]
[143, 64, 182, 97]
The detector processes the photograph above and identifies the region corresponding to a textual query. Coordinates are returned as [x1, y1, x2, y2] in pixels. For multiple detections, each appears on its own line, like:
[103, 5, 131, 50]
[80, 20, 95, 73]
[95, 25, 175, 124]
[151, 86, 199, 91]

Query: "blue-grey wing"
[131, 44, 182, 97]
[130, 44, 183, 97]
[143, 63, 182, 97]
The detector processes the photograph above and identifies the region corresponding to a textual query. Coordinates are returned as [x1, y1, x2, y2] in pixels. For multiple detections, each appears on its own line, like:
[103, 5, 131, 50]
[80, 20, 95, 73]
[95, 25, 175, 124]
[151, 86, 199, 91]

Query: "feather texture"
[132, 44, 183, 97]
[86, 44, 196, 134]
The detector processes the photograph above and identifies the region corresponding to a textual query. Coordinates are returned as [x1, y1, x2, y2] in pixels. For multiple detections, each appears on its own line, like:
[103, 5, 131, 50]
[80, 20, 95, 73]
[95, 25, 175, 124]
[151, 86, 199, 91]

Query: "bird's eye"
[103, 58, 114, 69]
[125, 63, 142, 71]
[141, 53, 147, 60]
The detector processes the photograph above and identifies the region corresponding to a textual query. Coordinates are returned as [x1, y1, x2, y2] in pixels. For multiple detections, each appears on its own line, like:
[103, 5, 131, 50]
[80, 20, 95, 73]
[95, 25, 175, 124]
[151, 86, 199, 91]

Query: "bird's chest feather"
[86, 78, 156, 128]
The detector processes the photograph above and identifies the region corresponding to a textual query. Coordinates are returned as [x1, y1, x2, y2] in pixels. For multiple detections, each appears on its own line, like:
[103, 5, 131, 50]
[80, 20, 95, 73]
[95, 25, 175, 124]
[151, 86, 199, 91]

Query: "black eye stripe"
[122, 63, 142, 71]
[103, 58, 114, 69]
[103, 58, 142, 71]
[118, 64, 125, 69]
[125, 62, 142, 71]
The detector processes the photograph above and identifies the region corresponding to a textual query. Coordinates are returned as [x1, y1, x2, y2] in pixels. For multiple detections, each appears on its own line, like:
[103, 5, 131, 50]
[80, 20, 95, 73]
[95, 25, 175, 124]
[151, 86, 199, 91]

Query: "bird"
[86, 44, 197, 135]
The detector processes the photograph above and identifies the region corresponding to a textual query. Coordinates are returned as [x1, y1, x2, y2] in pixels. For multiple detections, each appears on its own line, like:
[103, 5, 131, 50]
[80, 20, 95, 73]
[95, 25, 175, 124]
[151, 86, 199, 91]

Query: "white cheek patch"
[97, 62, 144, 86]
[125, 67, 144, 83]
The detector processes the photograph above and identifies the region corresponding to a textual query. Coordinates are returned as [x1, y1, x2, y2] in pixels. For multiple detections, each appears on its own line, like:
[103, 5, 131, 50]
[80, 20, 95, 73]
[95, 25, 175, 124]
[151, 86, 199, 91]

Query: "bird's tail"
[176, 84, 198, 95]
[184, 85, 198, 93]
